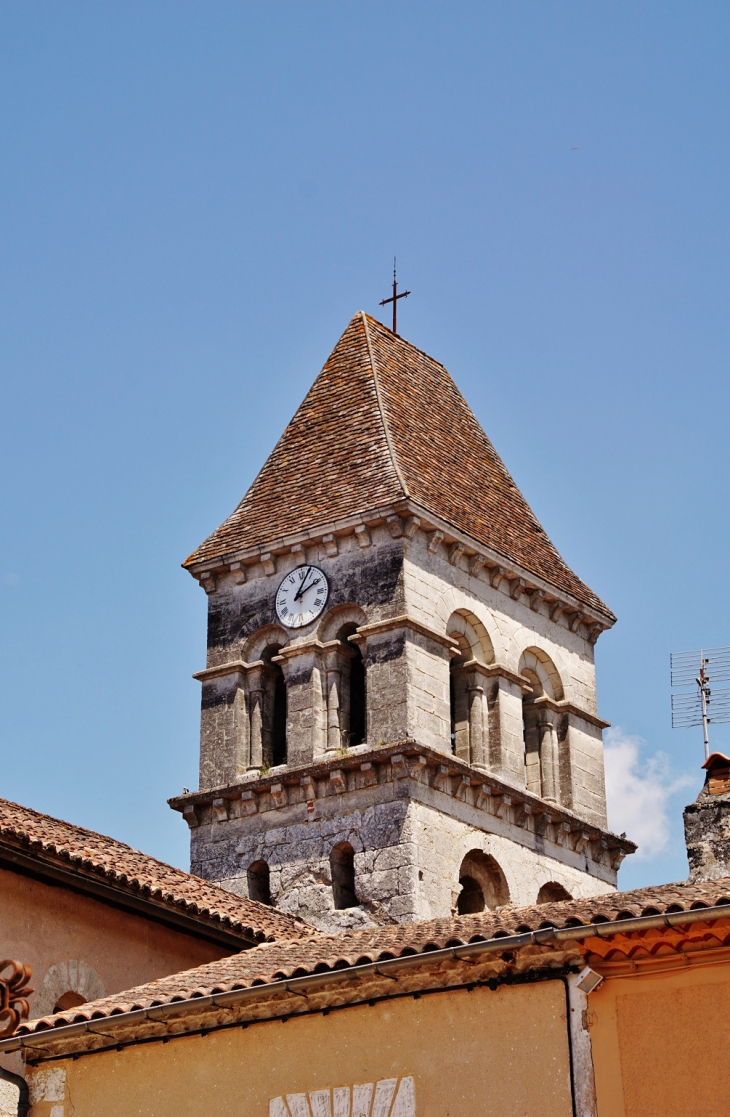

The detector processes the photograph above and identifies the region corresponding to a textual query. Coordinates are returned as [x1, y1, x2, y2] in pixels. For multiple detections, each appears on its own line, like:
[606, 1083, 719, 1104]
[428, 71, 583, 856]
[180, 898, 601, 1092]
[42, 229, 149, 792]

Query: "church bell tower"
[169, 312, 634, 930]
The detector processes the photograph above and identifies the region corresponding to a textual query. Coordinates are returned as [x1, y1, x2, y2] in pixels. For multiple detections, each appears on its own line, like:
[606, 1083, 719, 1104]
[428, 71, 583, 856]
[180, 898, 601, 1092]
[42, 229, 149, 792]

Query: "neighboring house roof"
[184, 312, 612, 619]
[0, 797, 306, 947]
[15, 875, 730, 1034]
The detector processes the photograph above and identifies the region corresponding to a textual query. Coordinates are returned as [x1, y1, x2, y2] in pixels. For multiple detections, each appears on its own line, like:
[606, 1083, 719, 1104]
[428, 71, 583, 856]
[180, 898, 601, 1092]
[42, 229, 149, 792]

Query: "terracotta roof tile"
[0, 797, 306, 944]
[21, 875, 730, 1032]
[185, 313, 611, 617]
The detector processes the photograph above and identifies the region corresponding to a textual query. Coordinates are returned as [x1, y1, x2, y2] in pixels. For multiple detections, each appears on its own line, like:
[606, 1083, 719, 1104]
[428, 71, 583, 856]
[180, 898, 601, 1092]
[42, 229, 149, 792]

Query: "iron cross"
[380, 258, 410, 335]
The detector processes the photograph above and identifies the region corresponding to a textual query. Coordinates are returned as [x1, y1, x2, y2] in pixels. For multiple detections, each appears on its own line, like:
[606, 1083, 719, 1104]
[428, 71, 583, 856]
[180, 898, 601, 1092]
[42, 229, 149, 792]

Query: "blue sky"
[1, 2, 729, 891]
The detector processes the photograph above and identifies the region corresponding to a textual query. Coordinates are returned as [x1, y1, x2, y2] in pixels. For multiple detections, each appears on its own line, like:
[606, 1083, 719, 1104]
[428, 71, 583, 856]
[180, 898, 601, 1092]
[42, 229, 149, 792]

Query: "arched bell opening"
[449, 634, 471, 759]
[456, 850, 509, 914]
[330, 841, 358, 909]
[247, 859, 272, 905]
[337, 624, 366, 747]
[261, 644, 287, 767]
[519, 648, 564, 803]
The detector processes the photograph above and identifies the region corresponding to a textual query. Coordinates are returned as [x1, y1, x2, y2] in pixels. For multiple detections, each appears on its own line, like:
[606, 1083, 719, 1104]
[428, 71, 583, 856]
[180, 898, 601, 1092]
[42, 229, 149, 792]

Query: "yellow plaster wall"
[590, 962, 730, 1117]
[28, 980, 573, 1117]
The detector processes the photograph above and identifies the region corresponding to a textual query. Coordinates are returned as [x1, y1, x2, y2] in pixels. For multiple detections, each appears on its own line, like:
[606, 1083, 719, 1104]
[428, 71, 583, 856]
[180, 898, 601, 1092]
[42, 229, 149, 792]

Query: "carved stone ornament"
[0, 959, 33, 1038]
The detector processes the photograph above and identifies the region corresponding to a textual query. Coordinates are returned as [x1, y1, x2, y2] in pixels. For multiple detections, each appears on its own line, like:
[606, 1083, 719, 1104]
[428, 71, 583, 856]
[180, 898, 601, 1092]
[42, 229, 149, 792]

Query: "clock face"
[275, 565, 330, 629]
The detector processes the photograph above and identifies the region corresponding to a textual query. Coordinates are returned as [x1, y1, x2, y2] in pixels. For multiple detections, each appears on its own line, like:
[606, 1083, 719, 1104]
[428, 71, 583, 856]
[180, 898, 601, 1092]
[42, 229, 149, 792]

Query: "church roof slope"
[0, 797, 306, 944]
[15, 874, 730, 1035]
[185, 312, 611, 618]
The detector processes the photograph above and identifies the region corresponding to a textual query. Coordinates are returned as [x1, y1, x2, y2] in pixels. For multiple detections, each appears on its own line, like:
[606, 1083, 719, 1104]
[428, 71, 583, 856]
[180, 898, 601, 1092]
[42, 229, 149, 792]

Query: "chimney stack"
[684, 752, 730, 882]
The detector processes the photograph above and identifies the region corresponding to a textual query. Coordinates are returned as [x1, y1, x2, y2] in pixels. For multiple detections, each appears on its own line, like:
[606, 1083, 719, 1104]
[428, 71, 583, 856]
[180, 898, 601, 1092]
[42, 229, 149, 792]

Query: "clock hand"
[293, 567, 313, 601]
[297, 575, 321, 601]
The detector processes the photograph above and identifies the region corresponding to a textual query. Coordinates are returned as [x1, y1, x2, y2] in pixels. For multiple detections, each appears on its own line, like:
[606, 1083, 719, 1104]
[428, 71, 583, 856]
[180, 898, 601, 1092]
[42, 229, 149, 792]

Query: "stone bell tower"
[170, 312, 634, 930]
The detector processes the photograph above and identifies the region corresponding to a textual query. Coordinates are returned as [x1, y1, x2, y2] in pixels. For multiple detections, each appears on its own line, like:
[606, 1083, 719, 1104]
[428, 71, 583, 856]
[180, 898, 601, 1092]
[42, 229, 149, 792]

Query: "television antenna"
[671, 646, 730, 760]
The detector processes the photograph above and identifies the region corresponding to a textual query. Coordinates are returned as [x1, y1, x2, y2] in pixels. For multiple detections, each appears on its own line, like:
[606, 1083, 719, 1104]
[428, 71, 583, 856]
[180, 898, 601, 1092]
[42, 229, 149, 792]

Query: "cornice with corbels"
[169, 741, 635, 872]
[186, 499, 615, 644]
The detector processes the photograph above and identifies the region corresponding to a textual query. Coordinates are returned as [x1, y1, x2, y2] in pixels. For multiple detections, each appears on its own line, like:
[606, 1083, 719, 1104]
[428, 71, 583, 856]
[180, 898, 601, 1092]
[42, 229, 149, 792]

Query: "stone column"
[247, 665, 265, 772]
[484, 670, 529, 788]
[538, 720, 558, 803]
[467, 682, 486, 769]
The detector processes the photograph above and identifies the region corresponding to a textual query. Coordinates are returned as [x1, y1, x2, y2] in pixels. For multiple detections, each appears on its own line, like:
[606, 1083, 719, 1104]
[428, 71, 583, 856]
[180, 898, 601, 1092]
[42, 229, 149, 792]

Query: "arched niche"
[330, 841, 358, 909]
[456, 850, 509, 914]
[537, 881, 573, 904]
[318, 603, 366, 643]
[243, 624, 290, 664]
[518, 647, 564, 701]
[446, 610, 495, 666]
[247, 859, 272, 905]
[33, 960, 107, 1019]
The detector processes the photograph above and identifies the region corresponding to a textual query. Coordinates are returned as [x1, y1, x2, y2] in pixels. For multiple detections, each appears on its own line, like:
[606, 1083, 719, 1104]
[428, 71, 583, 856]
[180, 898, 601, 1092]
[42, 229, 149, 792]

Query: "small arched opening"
[337, 624, 366, 747]
[247, 859, 272, 905]
[449, 634, 471, 759]
[520, 648, 564, 803]
[53, 990, 87, 1013]
[262, 644, 287, 767]
[330, 841, 358, 909]
[537, 881, 573, 904]
[456, 850, 510, 914]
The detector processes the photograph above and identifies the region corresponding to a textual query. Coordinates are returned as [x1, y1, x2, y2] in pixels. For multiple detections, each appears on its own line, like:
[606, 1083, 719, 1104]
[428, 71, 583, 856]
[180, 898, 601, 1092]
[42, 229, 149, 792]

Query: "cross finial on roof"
[379, 257, 410, 335]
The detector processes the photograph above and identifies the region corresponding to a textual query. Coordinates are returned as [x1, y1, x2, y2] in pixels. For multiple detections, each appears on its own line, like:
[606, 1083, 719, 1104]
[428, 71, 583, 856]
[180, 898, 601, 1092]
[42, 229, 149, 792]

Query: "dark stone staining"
[366, 632, 406, 666]
[201, 679, 238, 710]
[206, 544, 405, 655]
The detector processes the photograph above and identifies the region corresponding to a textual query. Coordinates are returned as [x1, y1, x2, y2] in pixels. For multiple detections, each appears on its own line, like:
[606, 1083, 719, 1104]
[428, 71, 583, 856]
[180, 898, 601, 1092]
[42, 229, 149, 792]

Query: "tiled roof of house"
[184, 313, 611, 618]
[19, 875, 730, 1033]
[0, 797, 305, 944]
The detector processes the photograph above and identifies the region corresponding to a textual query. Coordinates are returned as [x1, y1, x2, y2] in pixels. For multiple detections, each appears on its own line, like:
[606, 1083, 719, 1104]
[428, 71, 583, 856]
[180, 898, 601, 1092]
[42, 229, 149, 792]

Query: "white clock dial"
[275, 565, 330, 629]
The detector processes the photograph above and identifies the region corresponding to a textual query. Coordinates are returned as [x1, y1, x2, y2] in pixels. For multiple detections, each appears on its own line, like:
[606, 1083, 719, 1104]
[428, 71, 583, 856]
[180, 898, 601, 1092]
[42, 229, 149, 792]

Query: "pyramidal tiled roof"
[185, 313, 611, 617]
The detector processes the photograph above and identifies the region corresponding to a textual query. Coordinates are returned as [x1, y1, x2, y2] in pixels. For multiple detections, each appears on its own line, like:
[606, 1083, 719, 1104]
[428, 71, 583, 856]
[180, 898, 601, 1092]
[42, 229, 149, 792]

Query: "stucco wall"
[0, 864, 230, 1086]
[26, 980, 573, 1117]
[589, 962, 730, 1117]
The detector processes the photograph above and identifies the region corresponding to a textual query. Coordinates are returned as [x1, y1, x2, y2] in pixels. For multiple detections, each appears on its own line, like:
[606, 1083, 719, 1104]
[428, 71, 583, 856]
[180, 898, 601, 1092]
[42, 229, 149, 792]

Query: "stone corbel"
[475, 784, 494, 812]
[529, 589, 545, 612]
[568, 611, 584, 633]
[469, 553, 487, 576]
[427, 530, 444, 554]
[488, 565, 506, 589]
[212, 797, 229, 823]
[411, 755, 428, 783]
[390, 754, 409, 779]
[404, 516, 420, 539]
[449, 542, 465, 566]
[260, 553, 276, 576]
[359, 761, 378, 787]
[509, 577, 526, 601]
[271, 783, 288, 809]
[535, 809, 554, 837]
[572, 830, 591, 855]
[610, 847, 627, 871]
[199, 571, 217, 595]
[322, 534, 339, 557]
[550, 601, 566, 623]
[301, 775, 316, 802]
[182, 804, 199, 828]
[514, 802, 534, 831]
[386, 515, 403, 538]
[241, 790, 258, 816]
[555, 821, 572, 846]
[354, 524, 371, 548]
[496, 794, 513, 821]
[455, 775, 471, 801]
[229, 562, 247, 585]
[432, 764, 451, 792]
[329, 769, 346, 794]
[587, 623, 604, 645]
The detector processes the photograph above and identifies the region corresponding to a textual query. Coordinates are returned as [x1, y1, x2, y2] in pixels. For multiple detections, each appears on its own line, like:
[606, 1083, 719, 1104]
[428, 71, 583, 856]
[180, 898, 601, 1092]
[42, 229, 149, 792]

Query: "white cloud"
[604, 728, 695, 860]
